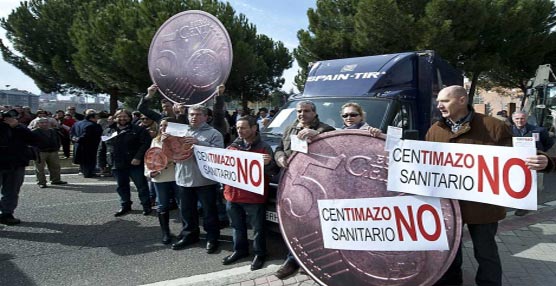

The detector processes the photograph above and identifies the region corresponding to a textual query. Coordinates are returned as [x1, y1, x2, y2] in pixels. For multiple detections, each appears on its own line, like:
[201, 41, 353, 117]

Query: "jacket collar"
[230, 134, 261, 151]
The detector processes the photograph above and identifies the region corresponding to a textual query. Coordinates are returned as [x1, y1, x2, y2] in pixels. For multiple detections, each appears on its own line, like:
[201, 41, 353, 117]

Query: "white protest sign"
[290, 134, 308, 153]
[166, 122, 190, 137]
[513, 137, 535, 148]
[387, 140, 537, 210]
[318, 196, 448, 251]
[385, 125, 403, 152]
[101, 131, 119, 142]
[193, 145, 265, 195]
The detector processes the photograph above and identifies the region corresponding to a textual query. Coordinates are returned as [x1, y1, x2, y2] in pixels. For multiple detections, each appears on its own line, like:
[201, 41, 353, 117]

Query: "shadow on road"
[1, 219, 168, 256]
[0, 253, 37, 285]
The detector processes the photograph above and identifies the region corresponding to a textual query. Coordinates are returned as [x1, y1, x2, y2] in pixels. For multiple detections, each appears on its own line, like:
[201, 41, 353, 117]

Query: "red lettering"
[431, 151, 444, 165]
[421, 150, 430, 164]
[463, 154, 475, 168]
[478, 155, 499, 194]
[394, 206, 417, 241]
[444, 153, 454, 166]
[343, 208, 352, 221]
[236, 158, 248, 183]
[249, 160, 262, 187]
[417, 204, 442, 241]
[503, 158, 532, 199]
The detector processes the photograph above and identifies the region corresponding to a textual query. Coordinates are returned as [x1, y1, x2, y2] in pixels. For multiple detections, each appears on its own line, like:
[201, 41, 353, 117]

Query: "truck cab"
[262, 50, 463, 228]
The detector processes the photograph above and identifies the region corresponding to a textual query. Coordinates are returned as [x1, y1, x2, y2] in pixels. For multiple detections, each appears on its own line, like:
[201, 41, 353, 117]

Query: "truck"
[521, 64, 556, 131]
[261, 50, 463, 230]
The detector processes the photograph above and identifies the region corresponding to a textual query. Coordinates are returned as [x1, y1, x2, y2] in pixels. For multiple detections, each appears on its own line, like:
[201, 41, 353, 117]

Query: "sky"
[0, 0, 316, 95]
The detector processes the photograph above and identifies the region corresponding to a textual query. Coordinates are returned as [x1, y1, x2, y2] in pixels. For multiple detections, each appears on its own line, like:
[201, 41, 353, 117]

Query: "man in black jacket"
[71, 112, 103, 178]
[0, 109, 39, 225]
[98, 109, 152, 216]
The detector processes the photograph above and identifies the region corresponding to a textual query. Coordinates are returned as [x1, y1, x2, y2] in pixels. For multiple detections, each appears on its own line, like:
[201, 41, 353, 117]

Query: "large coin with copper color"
[277, 130, 462, 286]
[162, 136, 194, 161]
[148, 10, 233, 105]
[144, 147, 168, 172]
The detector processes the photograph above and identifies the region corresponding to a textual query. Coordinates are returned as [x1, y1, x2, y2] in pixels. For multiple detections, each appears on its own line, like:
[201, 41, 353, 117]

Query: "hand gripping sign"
[387, 139, 538, 210]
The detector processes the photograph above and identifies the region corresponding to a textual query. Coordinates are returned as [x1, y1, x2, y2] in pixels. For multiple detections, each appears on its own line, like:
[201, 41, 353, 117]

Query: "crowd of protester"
[0, 89, 281, 270]
[3, 84, 554, 283]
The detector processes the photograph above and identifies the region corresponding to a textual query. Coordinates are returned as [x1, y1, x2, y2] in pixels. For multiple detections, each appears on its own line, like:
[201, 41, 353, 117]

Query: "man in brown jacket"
[427, 86, 550, 286]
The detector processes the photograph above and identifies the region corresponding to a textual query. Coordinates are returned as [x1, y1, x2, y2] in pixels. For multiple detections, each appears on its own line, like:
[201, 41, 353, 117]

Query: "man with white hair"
[32, 118, 67, 188]
[427, 86, 550, 286]
[511, 110, 554, 216]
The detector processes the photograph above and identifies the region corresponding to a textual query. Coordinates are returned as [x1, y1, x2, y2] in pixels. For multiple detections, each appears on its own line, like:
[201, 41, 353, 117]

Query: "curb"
[141, 260, 284, 286]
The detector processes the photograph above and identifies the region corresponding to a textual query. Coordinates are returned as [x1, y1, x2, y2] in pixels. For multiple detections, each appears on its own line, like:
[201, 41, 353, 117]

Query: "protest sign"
[387, 140, 537, 210]
[193, 145, 264, 195]
[318, 196, 448, 251]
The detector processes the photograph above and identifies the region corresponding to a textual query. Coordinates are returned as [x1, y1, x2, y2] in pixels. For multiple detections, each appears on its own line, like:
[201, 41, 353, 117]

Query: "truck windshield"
[263, 98, 391, 135]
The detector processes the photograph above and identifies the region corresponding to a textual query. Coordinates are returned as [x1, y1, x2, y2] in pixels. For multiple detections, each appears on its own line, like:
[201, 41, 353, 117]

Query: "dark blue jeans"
[0, 167, 26, 215]
[227, 201, 266, 255]
[112, 166, 150, 208]
[177, 184, 220, 242]
[154, 181, 178, 213]
[443, 222, 501, 286]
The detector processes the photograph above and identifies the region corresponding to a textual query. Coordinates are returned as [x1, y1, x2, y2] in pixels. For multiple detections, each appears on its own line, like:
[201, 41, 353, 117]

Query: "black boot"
[158, 212, 172, 244]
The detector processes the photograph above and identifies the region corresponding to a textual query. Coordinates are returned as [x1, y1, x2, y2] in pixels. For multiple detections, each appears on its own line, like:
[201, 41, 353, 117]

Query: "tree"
[2, 0, 292, 112]
[70, 0, 151, 111]
[478, 0, 556, 93]
[293, 0, 361, 91]
[0, 0, 99, 94]
[353, 0, 420, 55]
[294, 0, 556, 99]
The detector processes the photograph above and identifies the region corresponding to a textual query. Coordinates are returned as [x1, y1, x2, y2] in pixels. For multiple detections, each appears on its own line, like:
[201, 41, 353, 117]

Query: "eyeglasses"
[342, 113, 360, 118]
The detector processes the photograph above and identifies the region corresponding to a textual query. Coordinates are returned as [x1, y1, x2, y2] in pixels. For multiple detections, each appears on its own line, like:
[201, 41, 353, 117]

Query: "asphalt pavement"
[2, 159, 556, 286]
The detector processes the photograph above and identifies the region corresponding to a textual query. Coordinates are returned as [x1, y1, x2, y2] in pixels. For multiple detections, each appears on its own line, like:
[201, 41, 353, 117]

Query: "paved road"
[3, 166, 556, 286]
[1, 173, 289, 286]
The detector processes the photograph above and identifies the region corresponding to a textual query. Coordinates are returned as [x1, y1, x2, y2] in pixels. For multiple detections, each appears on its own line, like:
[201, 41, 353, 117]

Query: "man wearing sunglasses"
[274, 100, 335, 279]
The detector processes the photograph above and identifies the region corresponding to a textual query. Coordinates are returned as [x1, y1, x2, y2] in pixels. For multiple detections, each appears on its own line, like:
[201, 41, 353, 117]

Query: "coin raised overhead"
[148, 10, 233, 105]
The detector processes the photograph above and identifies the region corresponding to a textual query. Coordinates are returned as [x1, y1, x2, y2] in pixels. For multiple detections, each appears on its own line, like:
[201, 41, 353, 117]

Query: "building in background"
[0, 89, 39, 110]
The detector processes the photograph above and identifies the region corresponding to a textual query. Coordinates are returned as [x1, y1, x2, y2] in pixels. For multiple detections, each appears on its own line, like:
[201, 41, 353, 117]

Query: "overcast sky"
[0, 0, 316, 94]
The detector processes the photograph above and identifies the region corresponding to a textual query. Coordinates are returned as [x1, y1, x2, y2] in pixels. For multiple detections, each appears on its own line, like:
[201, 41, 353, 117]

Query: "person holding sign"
[99, 109, 152, 217]
[511, 111, 555, 216]
[426, 86, 550, 286]
[170, 105, 224, 254]
[221, 116, 278, 270]
[274, 100, 335, 279]
[340, 102, 383, 137]
[144, 117, 179, 245]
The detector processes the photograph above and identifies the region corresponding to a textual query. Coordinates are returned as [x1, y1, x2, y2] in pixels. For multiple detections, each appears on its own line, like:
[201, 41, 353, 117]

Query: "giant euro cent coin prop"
[148, 10, 233, 105]
[162, 136, 194, 161]
[277, 130, 462, 286]
[144, 147, 168, 172]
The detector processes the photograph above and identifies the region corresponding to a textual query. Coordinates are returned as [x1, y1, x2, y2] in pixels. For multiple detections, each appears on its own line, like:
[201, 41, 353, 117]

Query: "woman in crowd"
[54, 110, 72, 158]
[140, 115, 160, 206]
[144, 117, 178, 244]
[340, 102, 383, 137]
